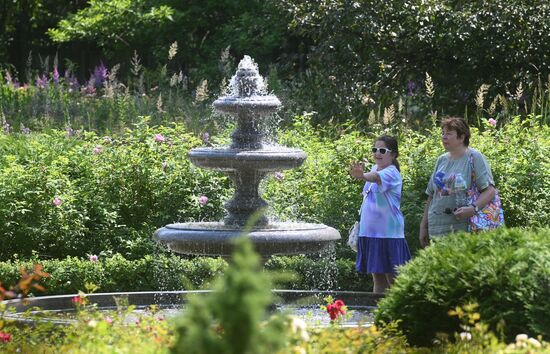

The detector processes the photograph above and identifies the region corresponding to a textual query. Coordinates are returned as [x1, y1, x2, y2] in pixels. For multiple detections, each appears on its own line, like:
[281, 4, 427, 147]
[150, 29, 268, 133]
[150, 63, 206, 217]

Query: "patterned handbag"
[468, 154, 505, 232]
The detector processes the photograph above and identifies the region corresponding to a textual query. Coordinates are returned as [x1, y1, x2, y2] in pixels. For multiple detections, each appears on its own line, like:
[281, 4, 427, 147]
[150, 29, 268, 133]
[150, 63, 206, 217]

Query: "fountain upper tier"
[189, 146, 306, 172]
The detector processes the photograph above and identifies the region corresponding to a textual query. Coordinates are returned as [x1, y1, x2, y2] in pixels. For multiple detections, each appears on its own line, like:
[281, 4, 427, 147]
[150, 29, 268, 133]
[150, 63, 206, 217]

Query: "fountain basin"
[213, 95, 281, 114]
[189, 147, 307, 171]
[2, 290, 383, 327]
[154, 222, 341, 258]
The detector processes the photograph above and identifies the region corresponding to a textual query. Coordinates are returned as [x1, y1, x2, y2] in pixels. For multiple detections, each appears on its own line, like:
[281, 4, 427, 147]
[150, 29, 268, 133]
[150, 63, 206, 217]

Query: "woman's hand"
[453, 205, 475, 220]
[349, 162, 365, 180]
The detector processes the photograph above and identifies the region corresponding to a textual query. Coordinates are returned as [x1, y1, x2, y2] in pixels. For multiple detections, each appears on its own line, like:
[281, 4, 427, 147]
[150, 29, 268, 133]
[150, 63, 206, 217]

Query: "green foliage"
[280, 0, 550, 122]
[0, 255, 227, 295]
[0, 124, 230, 260]
[375, 227, 550, 346]
[0, 254, 368, 294]
[47, 0, 291, 84]
[0, 115, 547, 264]
[170, 236, 287, 354]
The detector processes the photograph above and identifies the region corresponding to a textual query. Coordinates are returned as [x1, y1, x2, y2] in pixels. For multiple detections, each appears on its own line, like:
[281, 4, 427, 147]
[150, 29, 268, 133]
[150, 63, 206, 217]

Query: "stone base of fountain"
[154, 222, 340, 259]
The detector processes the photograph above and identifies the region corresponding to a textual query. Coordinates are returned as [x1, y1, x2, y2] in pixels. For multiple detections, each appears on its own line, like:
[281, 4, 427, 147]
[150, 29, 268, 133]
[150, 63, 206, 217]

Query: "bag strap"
[357, 182, 374, 217]
[468, 152, 478, 193]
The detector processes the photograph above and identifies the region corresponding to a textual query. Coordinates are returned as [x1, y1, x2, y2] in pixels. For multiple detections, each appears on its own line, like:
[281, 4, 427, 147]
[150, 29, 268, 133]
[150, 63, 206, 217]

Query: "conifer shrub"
[375, 227, 550, 346]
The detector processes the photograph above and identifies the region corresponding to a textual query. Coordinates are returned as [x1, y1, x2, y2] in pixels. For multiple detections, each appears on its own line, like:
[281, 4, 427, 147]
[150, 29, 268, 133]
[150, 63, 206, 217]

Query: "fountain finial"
[230, 55, 266, 97]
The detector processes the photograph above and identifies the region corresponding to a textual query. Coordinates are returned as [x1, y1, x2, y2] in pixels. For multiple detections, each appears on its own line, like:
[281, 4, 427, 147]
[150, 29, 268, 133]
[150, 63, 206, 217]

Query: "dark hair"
[376, 135, 400, 172]
[441, 117, 470, 146]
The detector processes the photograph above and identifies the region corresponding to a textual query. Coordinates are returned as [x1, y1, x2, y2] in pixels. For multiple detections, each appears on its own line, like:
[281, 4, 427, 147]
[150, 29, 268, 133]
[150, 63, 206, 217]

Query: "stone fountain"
[153, 56, 340, 259]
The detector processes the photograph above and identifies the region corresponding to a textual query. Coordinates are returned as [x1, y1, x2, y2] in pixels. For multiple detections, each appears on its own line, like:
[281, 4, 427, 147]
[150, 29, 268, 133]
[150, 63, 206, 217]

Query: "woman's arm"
[419, 195, 432, 248]
[350, 162, 381, 184]
[454, 185, 496, 219]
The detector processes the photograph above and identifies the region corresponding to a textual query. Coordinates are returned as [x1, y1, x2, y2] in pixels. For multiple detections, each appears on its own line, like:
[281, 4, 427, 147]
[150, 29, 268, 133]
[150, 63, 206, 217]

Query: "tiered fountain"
[153, 56, 340, 259]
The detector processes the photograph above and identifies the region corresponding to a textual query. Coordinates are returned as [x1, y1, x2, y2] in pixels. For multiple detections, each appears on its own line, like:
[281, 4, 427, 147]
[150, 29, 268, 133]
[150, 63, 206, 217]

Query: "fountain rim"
[1, 290, 383, 327]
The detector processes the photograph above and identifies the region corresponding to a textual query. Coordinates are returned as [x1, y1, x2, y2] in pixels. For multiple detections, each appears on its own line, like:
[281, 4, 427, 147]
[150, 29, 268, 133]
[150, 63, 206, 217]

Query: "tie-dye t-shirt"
[425, 148, 494, 237]
[359, 164, 405, 238]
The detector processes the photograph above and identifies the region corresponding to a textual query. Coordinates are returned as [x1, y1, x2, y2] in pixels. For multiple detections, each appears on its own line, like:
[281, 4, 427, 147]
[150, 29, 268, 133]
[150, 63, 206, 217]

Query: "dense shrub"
[0, 254, 367, 294]
[280, 0, 550, 122]
[1, 115, 548, 261]
[0, 123, 230, 260]
[0, 254, 226, 295]
[375, 227, 550, 346]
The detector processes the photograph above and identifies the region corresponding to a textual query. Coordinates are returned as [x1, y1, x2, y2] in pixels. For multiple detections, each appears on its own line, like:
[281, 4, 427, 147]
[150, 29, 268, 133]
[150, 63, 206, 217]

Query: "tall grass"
[1, 49, 549, 135]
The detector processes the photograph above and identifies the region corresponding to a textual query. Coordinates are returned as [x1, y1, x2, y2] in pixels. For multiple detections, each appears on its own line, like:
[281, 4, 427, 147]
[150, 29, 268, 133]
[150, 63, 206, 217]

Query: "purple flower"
[202, 132, 210, 143]
[89, 254, 98, 262]
[66, 126, 75, 138]
[274, 171, 284, 182]
[3, 121, 11, 134]
[52, 197, 62, 207]
[65, 70, 80, 90]
[91, 62, 108, 88]
[35, 74, 48, 89]
[488, 118, 497, 127]
[93, 146, 103, 154]
[198, 195, 209, 206]
[52, 66, 60, 84]
[406, 80, 417, 96]
[154, 134, 166, 142]
[82, 82, 96, 96]
[20, 123, 31, 134]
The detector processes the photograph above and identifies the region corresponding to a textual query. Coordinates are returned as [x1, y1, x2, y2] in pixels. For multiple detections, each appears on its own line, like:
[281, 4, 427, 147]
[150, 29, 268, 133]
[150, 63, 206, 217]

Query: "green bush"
[0, 254, 370, 294]
[0, 254, 227, 295]
[280, 0, 550, 122]
[375, 227, 550, 346]
[1, 115, 548, 262]
[0, 123, 230, 260]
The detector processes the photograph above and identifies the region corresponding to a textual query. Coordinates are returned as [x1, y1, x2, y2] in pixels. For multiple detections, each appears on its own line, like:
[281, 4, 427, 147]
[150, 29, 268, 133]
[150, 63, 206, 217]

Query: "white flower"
[527, 338, 542, 348]
[460, 332, 472, 341]
[515, 334, 528, 342]
[290, 316, 309, 342]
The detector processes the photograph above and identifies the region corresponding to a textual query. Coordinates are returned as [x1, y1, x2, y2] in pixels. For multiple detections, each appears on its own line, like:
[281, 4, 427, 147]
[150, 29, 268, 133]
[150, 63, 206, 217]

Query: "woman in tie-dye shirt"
[350, 135, 411, 293]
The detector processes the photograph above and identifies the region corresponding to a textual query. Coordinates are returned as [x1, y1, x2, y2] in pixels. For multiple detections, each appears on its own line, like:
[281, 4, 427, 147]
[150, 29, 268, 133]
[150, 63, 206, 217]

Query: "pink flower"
[52, 197, 62, 207]
[72, 295, 84, 305]
[104, 316, 113, 324]
[154, 134, 166, 142]
[274, 171, 284, 182]
[0, 332, 12, 343]
[198, 195, 209, 206]
[488, 118, 497, 127]
[89, 254, 98, 262]
[93, 146, 103, 154]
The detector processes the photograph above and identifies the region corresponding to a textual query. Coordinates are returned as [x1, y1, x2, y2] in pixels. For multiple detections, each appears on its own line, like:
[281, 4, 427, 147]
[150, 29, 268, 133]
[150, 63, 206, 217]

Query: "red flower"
[71, 295, 84, 305]
[326, 299, 347, 321]
[0, 332, 12, 343]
